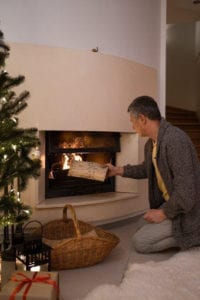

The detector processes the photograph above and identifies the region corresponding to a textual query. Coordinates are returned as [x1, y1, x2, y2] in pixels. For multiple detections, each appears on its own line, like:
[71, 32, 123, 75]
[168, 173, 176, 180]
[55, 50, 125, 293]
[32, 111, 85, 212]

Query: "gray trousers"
[132, 217, 179, 253]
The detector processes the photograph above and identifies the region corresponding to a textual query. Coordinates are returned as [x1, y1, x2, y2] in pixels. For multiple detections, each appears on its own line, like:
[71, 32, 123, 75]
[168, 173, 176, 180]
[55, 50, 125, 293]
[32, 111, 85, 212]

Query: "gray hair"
[128, 96, 161, 120]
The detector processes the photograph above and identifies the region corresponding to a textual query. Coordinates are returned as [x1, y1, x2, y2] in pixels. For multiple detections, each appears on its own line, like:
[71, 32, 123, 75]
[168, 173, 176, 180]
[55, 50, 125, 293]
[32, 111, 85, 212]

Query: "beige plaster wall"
[6, 43, 155, 224]
[7, 43, 157, 132]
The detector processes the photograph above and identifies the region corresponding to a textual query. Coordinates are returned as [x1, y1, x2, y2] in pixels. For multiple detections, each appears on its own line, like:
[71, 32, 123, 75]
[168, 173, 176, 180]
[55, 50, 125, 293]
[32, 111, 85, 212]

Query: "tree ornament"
[29, 147, 41, 160]
[1, 97, 7, 104]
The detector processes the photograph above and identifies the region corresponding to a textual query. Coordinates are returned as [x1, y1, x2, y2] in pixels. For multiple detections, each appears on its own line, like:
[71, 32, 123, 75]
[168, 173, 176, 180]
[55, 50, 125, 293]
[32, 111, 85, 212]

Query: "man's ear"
[139, 114, 147, 124]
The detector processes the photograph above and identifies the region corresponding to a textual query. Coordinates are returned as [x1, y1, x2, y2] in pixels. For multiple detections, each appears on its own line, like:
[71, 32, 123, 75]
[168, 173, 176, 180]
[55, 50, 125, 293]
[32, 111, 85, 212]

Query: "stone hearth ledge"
[34, 192, 148, 225]
[36, 192, 139, 208]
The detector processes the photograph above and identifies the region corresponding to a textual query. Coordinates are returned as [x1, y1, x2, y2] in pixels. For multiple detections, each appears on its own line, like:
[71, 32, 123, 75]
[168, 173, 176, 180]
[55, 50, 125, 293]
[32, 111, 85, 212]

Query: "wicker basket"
[41, 204, 120, 270]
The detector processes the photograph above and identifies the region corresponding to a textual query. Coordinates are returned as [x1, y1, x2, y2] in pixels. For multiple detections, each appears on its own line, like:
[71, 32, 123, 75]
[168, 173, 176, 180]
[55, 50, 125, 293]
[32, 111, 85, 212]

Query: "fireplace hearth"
[45, 131, 120, 198]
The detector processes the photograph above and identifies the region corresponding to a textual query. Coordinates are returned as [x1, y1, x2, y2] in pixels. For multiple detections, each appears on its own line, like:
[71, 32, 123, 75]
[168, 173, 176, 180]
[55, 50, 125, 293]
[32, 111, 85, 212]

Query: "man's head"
[128, 96, 161, 138]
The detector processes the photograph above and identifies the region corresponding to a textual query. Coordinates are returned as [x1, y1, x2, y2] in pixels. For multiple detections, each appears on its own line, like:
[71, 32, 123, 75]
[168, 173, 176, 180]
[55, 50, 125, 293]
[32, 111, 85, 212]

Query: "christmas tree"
[0, 30, 41, 236]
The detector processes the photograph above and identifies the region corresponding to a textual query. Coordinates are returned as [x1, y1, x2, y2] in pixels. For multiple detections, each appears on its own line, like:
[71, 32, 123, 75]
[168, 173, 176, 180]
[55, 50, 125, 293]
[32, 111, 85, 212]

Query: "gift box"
[0, 271, 59, 300]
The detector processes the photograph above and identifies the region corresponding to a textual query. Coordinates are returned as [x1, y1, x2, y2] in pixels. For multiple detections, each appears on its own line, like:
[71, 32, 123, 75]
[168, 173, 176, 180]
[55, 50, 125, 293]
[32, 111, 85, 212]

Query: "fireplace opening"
[45, 131, 120, 198]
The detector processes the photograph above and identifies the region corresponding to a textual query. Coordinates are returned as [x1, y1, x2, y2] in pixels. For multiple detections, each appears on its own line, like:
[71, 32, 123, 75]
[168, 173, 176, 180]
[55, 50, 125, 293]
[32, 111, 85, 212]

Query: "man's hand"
[143, 209, 167, 223]
[105, 163, 124, 177]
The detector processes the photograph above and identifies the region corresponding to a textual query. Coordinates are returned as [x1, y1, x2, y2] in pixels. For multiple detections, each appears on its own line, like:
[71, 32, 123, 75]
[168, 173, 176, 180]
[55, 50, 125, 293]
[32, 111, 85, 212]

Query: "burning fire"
[48, 153, 83, 179]
[62, 153, 82, 170]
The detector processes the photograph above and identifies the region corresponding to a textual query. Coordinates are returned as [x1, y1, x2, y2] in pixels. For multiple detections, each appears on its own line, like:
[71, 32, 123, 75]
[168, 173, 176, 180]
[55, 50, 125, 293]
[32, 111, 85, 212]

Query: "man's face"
[130, 112, 147, 137]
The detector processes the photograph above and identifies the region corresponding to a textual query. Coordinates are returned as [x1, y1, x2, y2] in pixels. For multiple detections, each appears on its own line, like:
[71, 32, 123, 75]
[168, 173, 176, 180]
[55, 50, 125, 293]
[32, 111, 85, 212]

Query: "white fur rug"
[81, 248, 200, 300]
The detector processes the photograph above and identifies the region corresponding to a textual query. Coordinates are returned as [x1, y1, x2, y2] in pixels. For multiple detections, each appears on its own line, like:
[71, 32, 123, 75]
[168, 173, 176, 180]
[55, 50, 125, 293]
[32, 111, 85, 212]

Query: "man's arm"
[123, 162, 147, 179]
[106, 162, 147, 179]
[106, 163, 124, 177]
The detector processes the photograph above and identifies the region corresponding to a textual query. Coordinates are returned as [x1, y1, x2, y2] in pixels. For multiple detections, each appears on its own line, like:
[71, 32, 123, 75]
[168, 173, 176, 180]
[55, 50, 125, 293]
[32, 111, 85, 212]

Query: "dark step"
[184, 129, 200, 139]
[167, 116, 199, 123]
[166, 106, 200, 161]
[195, 145, 200, 153]
[166, 106, 197, 115]
[193, 140, 200, 147]
[172, 123, 200, 130]
[191, 138, 200, 144]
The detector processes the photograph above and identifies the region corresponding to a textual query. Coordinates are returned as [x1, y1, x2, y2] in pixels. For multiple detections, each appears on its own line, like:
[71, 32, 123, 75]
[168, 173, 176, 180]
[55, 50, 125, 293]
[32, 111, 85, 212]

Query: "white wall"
[159, 0, 167, 116]
[0, 0, 161, 69]
[0, 0, 166, 125]
[195, 22, 200, 119]
[0, 0, 166, 126]
[166, 22, 200, 111]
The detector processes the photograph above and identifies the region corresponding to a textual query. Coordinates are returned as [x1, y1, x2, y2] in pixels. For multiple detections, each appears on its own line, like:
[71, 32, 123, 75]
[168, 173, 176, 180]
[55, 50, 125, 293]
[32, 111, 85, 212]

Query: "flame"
[63, 154, 70, 170]
[62, 153, 82, 170]
[73, 153, 82, 162]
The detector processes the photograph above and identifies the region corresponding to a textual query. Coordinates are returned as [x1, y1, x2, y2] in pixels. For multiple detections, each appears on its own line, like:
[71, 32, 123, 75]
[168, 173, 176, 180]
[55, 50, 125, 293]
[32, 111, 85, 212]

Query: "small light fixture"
[92, 47, 99, 53]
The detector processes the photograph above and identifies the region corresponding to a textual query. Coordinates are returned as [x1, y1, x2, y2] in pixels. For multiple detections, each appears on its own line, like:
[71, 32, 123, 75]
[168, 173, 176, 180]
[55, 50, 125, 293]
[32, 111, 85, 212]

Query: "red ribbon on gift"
[9, 272, 59, 300]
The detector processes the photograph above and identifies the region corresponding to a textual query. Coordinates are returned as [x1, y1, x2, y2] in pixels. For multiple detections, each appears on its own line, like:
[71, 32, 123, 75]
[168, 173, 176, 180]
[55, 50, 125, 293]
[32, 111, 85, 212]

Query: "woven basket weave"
[42, 204, 120, 270]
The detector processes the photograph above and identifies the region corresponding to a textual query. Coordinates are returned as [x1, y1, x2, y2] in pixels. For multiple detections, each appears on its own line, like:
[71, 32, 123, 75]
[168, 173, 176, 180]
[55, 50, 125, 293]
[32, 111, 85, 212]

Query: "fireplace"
[45, 131, 120, 198]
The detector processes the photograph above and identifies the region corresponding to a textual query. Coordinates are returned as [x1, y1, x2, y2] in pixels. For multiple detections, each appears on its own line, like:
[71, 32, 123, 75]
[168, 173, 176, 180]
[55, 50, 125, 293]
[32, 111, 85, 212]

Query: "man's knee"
[132, 232, 152, 253]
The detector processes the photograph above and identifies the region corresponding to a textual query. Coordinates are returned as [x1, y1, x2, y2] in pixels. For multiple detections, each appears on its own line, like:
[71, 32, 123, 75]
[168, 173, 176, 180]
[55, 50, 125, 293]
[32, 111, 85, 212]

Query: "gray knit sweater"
[123, 118, 200, 249]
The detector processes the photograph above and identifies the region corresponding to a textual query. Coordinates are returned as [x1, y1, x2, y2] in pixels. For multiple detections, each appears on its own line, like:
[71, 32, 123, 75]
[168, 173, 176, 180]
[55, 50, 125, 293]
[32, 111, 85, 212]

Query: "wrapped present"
[1, 260, 16, 288]
[0, 271, 59, 300]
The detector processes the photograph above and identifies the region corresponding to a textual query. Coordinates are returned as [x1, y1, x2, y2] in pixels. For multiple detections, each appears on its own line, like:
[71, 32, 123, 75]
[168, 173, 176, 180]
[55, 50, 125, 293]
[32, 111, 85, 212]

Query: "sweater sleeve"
[123, 162, 147, 179]
[162, 133, 198, 219]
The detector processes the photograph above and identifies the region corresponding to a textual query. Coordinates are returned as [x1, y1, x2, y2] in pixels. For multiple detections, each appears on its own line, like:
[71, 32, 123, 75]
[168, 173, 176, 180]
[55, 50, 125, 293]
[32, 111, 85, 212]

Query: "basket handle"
[62, 204, 81, 238]
[22, 220, 43, 241]
[23, 220, 43, 234]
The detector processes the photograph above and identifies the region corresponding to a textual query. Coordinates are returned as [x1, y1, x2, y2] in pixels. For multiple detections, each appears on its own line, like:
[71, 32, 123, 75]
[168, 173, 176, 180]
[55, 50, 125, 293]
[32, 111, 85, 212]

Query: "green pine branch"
[0, 30, 41, 226]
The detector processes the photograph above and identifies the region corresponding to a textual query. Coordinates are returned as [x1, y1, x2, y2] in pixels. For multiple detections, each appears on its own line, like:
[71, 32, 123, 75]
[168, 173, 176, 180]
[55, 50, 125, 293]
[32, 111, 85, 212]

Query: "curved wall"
[0, 0, 165, 224]
[7, 43, 157, 132]
[1, 0, 160, 68]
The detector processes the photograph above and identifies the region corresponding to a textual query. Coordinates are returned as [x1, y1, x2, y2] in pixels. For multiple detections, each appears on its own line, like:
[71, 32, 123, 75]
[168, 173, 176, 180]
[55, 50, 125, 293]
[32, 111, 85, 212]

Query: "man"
[107, 95, 200, 253]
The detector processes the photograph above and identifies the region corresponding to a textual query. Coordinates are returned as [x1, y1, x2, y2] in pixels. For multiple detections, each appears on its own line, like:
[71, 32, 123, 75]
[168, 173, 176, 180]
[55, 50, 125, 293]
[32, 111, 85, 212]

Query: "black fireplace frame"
[45, 131, 120, 198]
